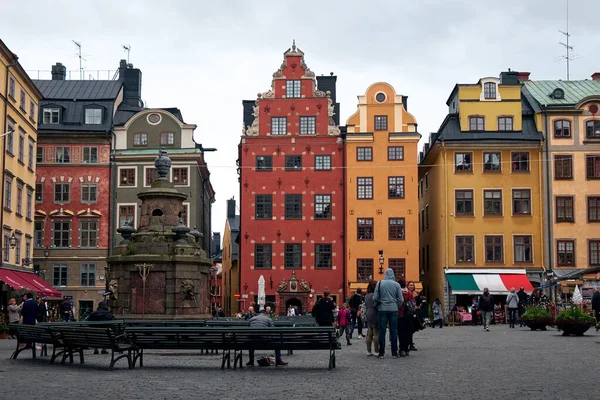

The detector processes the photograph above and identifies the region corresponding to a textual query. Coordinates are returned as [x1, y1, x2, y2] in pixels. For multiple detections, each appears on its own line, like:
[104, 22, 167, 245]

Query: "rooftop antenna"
[123, 44, 131, 64]
[72, 40, 86, 80]
[558, 0, 573, 80]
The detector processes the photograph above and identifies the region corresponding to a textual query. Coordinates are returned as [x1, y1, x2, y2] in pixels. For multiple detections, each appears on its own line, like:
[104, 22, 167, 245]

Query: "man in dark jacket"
[20, 293, 38, 325]
[246, 310, 288, 366]
[59, 299, 71, 322]
[311, 291, 335, 326]
[348, 288, 363, 339]
[88, 301, 115, 354]
[478, 288, 494, 332]
[516, 287, 529, 327]
[592, 288, 600, 332]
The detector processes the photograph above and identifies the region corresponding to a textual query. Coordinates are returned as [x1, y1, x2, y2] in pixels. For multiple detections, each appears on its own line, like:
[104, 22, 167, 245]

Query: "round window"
[375, 92, 386, 103]
[147, 113, 161, 124]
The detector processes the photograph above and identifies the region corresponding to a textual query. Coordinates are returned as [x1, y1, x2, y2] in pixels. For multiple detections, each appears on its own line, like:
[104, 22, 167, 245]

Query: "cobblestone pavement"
[0, 324, 597, 400]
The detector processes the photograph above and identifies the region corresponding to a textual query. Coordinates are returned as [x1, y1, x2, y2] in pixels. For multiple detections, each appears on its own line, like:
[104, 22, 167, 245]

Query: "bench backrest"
[124, 320, 207, 328]
[51, 326, 117, 349]
[126, 327, 231, 349]
[227, 326, 338, 350]
[15, 325, 57, 344]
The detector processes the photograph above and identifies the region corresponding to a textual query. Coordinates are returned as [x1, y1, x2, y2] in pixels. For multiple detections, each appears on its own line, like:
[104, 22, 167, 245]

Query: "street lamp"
[378, 250, 385, 275]
[9, 232, 16, 249]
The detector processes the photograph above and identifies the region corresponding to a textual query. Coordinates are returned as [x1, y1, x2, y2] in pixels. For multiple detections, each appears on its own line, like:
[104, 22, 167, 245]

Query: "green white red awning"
[445, 269, 534, 295]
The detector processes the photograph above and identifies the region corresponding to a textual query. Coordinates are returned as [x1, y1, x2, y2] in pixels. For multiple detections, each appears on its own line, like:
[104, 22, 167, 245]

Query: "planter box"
[522, 318, 553, 331]
[555, 320, 593, 336]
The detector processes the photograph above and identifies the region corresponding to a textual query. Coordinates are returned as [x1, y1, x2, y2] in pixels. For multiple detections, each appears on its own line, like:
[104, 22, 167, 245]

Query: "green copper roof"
[115, 148, 201, 155]
[523, 80, 600, 107]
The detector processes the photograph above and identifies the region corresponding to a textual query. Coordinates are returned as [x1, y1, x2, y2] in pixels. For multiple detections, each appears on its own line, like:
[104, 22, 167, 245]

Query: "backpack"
[404, 296, 416, 318]
[359, 301, 367, 323]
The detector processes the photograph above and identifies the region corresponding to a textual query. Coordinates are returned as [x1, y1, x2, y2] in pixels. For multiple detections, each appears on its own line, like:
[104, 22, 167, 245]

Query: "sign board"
[233, 293, 241, 299]
[63, 295, 73, 300]
[241, 294, 248, 299]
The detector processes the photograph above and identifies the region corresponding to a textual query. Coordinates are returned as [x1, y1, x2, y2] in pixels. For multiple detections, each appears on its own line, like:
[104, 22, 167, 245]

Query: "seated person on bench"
[246, 309, 288, 366]
[87, 301, 115, 354]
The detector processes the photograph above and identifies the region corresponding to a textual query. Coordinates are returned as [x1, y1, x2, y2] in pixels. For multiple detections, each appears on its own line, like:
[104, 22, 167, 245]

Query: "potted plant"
[0, 314, 9, 339]
[555, 306, 595, 336]
[521, 305, 554, 331]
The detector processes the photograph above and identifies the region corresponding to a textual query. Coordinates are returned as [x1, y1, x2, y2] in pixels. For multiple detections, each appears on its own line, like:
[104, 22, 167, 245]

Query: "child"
[337, 303, 352, 345]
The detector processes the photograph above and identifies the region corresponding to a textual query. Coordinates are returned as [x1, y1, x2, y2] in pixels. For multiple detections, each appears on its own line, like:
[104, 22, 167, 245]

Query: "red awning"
[0, 268, 62, 299]
[499, 274, 535, 292]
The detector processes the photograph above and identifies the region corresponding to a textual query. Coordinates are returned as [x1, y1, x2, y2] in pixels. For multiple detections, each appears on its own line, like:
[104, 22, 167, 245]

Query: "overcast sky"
[2, 0, 599, 241]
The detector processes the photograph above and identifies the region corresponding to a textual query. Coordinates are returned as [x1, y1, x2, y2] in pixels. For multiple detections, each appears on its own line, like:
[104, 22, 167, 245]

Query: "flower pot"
[555, 320, 593, 336]
[522, 318, 553, 331]
[0, 331, 8, 340]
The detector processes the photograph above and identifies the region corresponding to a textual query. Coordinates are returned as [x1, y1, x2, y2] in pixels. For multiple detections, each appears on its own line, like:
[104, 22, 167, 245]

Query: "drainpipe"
[107, 130, 116, 256]
[341, 133, 347, 302]
[442, 143, 448, 313]
[542, 112, 555, 301]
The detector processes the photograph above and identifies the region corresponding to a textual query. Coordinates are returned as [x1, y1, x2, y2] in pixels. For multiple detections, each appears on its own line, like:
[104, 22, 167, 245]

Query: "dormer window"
[85, 108, 103, 124]
[552, 88, 565, 100]
[587, 120, 600, 138]
[286, 80, 301, 98]
[43, 108, 60, 124]
[484, 82, 497, 99]
[469, 116, 485, 131]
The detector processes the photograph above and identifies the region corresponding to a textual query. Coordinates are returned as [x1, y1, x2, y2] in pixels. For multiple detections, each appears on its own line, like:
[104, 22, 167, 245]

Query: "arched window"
[484, 82, 497, 99]
[586, 120, 600, 138]
[554, 119, 572, 138]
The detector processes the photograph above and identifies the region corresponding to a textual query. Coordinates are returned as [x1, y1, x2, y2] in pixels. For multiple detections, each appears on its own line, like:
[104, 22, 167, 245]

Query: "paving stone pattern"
[0, 325, 596, 400]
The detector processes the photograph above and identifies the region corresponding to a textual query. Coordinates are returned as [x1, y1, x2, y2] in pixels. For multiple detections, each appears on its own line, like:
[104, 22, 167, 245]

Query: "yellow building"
[345, 83, 421, 292]
[221, 198, 240, 315]
[419, 71, 545, 310]
[523, 73, 600, 294]
[1, 39, 42, 269]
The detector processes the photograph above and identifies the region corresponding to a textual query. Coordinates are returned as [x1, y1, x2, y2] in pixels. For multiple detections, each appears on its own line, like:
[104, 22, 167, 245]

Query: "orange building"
[345, 83, 421, 292]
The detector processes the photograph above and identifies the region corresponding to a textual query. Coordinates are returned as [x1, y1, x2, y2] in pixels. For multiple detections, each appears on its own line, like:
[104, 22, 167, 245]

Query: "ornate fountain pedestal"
[107, 150, 212, 318]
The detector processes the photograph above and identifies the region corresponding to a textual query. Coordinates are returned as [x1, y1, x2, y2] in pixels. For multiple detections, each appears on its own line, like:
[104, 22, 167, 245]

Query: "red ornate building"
[239, 43, 344, 315]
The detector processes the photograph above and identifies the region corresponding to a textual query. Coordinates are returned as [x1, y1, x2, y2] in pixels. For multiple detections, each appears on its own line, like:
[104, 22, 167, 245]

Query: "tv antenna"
[72, 40, 86, 80]
[123, 44, 131, 64]
[558, 0, 573, 80]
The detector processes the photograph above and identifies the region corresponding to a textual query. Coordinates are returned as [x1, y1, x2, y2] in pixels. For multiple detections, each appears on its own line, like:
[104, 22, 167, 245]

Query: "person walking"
[364, 280, 379, 356]
[592, 288, 600, 332]
[516, 287, 529, 327]
[479, 288, 494, 331]
[506, 288, 519, 328]
[407, 281, 419, 352]
[337, 303, 352, 346]
[470, 297, 479, 326]
[373, 268, 403, 359]
[59, 299, 71, 322]
[348, 288, 363, 339]
[398, 279, 415, 357]
[432, 298, 443, 328]
[20, 293, 38, 326]
[87, 301, 115, 354]
[246, 309, 288, 366]
[36, 298, 47, 323]
[7, 298, 20, 339]
[311, 291, 336, 326]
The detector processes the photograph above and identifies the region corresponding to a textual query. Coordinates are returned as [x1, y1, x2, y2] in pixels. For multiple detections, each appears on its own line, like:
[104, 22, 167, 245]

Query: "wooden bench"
[51, 326, 134, 370]
[11, 325, 65, 363]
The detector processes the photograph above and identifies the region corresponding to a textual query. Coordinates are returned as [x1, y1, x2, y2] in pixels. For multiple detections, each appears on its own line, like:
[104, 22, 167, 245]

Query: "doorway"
[285, 297, 302, 315]
[79, 300, 93, 321]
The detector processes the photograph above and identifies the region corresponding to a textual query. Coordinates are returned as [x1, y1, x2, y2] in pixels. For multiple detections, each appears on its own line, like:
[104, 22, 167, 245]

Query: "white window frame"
[117, 166, 138, 188]
[85, 108, 103, 124]
[172, 165, 191, 187]
[117, 203, 138, 228]
[43, 108, 60, 124]
[144, 165, 170, 188]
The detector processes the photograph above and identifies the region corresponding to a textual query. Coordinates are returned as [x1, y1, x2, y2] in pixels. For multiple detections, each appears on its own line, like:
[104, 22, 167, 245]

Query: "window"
[554, 120, 571, 138]
[357, 147, 372, 161]
[389, 259, 406, 280]
[456, 236, 474, 263]
[357, 177, 373, 199]
[421, 209, 425, 232]
[119, 205, 135, 227]
[82, 147, 98, 164]
[425, 173, 429, 190]
[35, 182, 43, 203]
[485, 236, 503, 263]
[79, 221, 98, 247]
[180, 203, 189, 229]
[18, 132, 25, 163]
[419, 180, 423, 198]
[315, 155, 331, 171]
[590, 240, 600, 266]
[43, 108, 59, 124]
[455, 190, 474, 216]
[300, 116, 316, 134]
[388, 177, 405, 199]
[81, 183, 97, 203]
[34, 221, 44, 248]
[483, 152, 501, 172]
[3, 233, 8, 262]
[388, 218, 405, 240]
[315, 244, 332, 269]
[85, 108, 102, 124]
[484, 190, 502, 216]
[498, 117, 513, 131]
[256, 156, 273, 171]
[514, 236, 533, 263]
[119, 168, 136, 186]
[557, 240, 575, 266]
[28, 139, 34, 169]
[36, 146, 44, 163]
[588, 197, 600, 222]
[54, 183, 70, 203]
[357, 218, 374, 240]
[26, 189, 32, 219]
[554, 155, 573, 179]
[586, 120, 600, 138]
[455, 152, 473, 172]
[19, 89, 26, 111]
[425, 205, 429, 228]
[285, 155, 302, 171]
[285, 194, 302, 219]
[586, 156, 600, 179]
[8, 76, 15, 98]
[314, 194, 332, 219]
[286, 80, 301, 98]
[173, 167, 188, 185]
[483, 82, 496, 99]
[53, 221, 70, 248]
[374, 115, 388, 131]
[556, 196, 574, 222]
[53, 265, 68, 287]
[133, 133, 148, 146]
[16, 185, 23, 215]
[80, 264, 96, 286]
[284, 244, 302, 269]
[469, 116, 484, 131]
[357, 259, 373, 282]
[25, 239, 31, 261]
[512, 152, 529, 172]
[6, 128, 13, 154]
[255, 195, 273, 219]
[254, 244, 272, 269]
[388, 146, 404, 161]
[160, 132, 175, 146]
[513, 189, 531, 215]
[30, 100, 35, 120]
[55, 146, 70, 163]
[145, 168, 158, 186]
[14, 235, 21, 264]
[4, 178, 12, 210]
[271, 117, 287, 135]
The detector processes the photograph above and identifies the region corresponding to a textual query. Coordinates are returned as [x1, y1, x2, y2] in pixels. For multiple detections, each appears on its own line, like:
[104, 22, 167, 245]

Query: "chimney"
[51, 62, 66, 80]
[402, 96, 408, 111]
[499, 70, 519, 84]
[517, 72, 531, 82]
[119, 59, 143, 107]
[227, 198, 236, 218]
[419, 151, 424, 163]
[592, 72, 600, 81]
[424, 143, 430, 153]
[211, 233, 221, 256]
